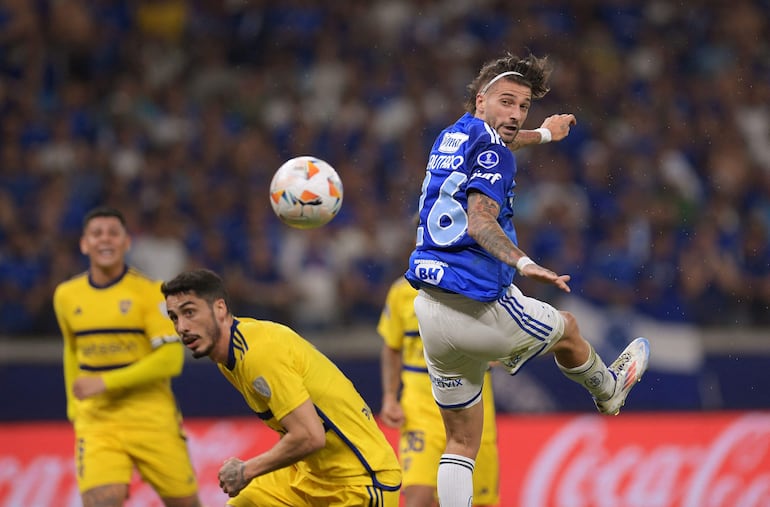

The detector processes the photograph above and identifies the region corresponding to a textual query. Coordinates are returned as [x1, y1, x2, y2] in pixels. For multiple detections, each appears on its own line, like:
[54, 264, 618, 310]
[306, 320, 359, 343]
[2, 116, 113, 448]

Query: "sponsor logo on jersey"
[477, 150, 500, 169]
[438, 132, 469, 153]
[81, 341, 138, 357]
[470, 171, 503, 184]
[413, 259, 446, 284]
[427, 154, 464, 170]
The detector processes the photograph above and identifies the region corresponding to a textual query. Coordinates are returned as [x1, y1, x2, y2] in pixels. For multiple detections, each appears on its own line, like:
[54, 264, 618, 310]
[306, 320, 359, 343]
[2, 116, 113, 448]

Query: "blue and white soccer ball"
[269, 155, 344, 229]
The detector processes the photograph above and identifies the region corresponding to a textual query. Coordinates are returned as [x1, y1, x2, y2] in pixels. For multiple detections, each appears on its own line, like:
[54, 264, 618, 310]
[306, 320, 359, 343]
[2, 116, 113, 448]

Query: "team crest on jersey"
[477, 150, 500, 169]
[252, 376, 272, 398]
[119, 300, 132, 314]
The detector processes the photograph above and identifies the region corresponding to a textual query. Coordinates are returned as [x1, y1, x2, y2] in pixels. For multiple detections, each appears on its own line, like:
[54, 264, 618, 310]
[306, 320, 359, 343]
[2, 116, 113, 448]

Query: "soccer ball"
[269, 156, 344, 229]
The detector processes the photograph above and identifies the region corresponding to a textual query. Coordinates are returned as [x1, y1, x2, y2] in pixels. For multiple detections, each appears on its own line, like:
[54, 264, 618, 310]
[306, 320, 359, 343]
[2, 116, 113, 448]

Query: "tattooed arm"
[466, 191, 571, 292]
[467, 191, 526, 266]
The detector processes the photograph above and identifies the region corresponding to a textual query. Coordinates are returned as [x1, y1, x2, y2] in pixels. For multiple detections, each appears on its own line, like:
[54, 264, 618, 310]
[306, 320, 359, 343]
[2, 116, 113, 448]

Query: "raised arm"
[508, 113, 576, 151]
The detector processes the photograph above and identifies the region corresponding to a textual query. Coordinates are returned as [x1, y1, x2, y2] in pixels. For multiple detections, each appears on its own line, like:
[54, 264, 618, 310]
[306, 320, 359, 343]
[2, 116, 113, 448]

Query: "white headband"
[480, 71, 524, 95]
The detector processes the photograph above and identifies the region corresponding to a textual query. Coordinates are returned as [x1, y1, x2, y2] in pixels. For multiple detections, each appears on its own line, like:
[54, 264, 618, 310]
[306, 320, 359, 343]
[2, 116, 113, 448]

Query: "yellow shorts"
[229, 464, 400, 507]
[399, 374, 499, 505]
[74, 423, 198, 498]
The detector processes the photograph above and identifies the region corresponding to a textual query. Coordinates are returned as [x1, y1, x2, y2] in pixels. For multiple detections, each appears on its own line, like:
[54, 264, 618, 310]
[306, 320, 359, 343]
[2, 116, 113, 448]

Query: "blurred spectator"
[278, 227, 341, 332]
[128, 206, 189, 281]
[738, 215, 770, 325]
[637, 226, 688, 322]
[679, 217, 744, 325]
[336, 204, 405, 326]
[227, 237, 295, 326]
[583, 218, 641, 310]
[0, 0, 44, 88]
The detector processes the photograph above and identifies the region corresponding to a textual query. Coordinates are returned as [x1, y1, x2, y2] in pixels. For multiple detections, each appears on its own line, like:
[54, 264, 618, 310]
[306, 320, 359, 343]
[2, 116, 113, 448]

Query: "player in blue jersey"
[405, 52, 651, 507]
[380, 143, 566, 507]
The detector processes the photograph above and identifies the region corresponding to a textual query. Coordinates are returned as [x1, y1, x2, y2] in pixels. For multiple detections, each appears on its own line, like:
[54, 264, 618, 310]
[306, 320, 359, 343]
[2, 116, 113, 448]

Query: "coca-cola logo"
[521, 414, 770, 507]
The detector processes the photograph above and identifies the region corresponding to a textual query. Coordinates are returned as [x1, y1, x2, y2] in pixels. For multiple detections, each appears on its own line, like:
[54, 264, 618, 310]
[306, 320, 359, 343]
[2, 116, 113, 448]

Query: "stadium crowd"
[1, 0, 769, 336]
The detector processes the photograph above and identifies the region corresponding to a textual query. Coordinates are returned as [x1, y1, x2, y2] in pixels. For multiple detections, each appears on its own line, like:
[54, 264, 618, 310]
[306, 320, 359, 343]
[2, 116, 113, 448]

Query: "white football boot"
[595, 337, 650, 415]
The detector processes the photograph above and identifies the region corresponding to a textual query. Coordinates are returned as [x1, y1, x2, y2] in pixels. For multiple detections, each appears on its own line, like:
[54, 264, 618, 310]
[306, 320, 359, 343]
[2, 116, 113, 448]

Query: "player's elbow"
[466, 213, 485, 242]
[158, 343, 185, 377]
[295, 427, 326, 457]
[466, 191, 500, 242]
[167, 356, 184, 378]
[307, 426, 326, 453]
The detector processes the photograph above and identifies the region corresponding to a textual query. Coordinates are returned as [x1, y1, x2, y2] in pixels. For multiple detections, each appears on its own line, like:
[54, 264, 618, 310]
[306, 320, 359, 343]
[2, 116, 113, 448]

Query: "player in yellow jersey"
[53, 207, 201, 507]
[161, 268, 402, 507]
[378, 277, 499, 507]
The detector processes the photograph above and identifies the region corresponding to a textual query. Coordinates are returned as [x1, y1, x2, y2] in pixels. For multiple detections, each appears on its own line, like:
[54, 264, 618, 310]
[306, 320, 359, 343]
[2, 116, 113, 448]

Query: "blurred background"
[3, 1, 770, 505]
[1, 0, 769, 419]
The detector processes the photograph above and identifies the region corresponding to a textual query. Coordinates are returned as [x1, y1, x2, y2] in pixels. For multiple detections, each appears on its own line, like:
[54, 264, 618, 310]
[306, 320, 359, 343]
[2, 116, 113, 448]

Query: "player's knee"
[161, 496, 202, 507]
[403, 485, 438, 507]
[560, 311, 580, 340]
[553, 311, 581, 351]
[82, 484, 129, 507]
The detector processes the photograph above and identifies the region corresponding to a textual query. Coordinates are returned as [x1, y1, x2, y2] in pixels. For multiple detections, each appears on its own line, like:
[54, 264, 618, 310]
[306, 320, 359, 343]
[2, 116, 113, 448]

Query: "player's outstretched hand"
[219, 457, 248, 497]
[519, 262, 571, 293]
[540, 114, 577, 142]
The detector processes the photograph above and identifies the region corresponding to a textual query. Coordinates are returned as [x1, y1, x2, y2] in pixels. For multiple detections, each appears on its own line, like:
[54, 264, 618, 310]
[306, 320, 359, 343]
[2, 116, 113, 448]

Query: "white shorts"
[414, 284, 565, 409]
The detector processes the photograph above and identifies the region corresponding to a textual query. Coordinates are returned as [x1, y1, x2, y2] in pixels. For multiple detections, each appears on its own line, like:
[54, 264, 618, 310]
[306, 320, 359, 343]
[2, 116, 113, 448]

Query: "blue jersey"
[405, 113, 518, 301]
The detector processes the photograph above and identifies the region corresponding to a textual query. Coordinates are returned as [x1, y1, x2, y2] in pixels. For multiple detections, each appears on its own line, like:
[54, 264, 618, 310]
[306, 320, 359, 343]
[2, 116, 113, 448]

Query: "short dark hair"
[465, 52, 552, 113]
[83, 206, 127, 230]
[161, 269, 232, 310]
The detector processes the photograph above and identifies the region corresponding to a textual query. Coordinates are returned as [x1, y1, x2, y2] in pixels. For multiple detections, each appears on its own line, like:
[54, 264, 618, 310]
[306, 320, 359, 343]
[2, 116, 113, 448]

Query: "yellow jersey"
[378, 278, 431, 404]
[53, 266, 184, 428]
[219, 317, 401, 491]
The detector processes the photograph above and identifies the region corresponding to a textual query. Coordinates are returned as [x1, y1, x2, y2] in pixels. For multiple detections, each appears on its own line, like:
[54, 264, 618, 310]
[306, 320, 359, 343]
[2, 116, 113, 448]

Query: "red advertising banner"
[1, 412, 768, 506]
